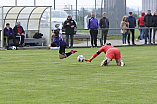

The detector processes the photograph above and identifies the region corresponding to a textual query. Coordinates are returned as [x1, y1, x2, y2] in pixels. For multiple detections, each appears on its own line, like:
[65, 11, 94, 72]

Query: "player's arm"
[85, 47, 104, 62]
[50, 47, 60, 50]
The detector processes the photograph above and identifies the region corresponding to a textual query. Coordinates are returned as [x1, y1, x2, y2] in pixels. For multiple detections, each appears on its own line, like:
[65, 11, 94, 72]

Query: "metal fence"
[0, 27, 156, 48]
[67, 27, 156, 47]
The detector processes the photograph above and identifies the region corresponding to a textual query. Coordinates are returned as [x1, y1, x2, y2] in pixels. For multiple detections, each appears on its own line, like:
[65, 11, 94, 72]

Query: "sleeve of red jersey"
[92, 47, 104, 58]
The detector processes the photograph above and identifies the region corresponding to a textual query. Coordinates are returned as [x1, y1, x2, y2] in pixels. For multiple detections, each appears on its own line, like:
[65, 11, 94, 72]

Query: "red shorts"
[105, 48, 121, 60]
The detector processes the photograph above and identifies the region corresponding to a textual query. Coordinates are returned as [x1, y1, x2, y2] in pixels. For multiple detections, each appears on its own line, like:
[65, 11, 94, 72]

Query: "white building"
[104, 0, 126, 35]
[142, 0, 157, 13]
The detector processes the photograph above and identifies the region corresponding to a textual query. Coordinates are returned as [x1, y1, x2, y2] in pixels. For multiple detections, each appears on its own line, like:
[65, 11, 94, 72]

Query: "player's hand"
[71, 25, 74, 28]
[46, 46, 50, 50]
[85, 58, 92, 62]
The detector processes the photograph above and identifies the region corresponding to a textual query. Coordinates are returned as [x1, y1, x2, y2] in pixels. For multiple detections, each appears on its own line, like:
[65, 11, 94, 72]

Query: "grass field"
[0, 46, 157, 103]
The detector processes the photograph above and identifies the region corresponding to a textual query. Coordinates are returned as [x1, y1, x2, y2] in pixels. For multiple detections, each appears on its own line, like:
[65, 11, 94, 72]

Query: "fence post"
[149, 27, 151, 45]
[100, 29, 103, 46]
[1, 7, 4, 47]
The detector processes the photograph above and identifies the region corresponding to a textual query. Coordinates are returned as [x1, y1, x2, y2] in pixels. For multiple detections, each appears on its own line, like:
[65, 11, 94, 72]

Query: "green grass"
[0, 46, 157, 103]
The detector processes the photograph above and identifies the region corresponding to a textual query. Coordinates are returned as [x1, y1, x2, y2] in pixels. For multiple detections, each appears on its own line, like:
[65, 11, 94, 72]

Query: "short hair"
[147, 10, 151, 12]
[102, 12, 107, 15]
[17, 22, 20, 24]
[6, 23, 10, 26]
[53, 29, 59, 36]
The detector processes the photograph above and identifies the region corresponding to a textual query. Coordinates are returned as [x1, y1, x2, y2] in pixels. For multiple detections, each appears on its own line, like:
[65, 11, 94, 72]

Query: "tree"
[132, 14, 138, 20]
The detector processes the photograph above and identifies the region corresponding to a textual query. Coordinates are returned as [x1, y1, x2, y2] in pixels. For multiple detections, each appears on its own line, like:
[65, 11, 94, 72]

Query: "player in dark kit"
[47, 29, 77, 59]
[85, 43, 125, 66]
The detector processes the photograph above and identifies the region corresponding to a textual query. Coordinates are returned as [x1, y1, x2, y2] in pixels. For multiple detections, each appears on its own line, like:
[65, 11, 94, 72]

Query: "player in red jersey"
[85, 43, 125, 66]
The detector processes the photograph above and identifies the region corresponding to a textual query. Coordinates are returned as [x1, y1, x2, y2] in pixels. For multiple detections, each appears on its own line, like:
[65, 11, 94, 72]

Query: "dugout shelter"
[0, 6, 52, 47]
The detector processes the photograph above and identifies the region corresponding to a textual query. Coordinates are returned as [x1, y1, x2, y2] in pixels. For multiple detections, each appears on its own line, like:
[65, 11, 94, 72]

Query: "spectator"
[13, 22, 25, 47]
[63, 14, 77, 48]
[143, 10, 154, 44]
[153, 10, 157, 44]
[4, 23, 17, 50]
[138, 12, 146, 42]
[127, 12, 136, 45]
[87, 12, 99, 48]
[120, 16, 129, 45]
[99, 12, 109, 45]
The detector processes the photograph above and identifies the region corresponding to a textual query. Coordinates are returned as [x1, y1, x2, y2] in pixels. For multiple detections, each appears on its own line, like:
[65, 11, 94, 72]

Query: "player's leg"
[21, 35, 25, 46]
[116, 59, 125, 66]
[101, 58, 112, 66]
[59, 44, 77, 59]
[70, 34, 74, 48]
[6, 36, 9, 49]
[115, 49, 125, 66]
[93, 30, 98, 47]
[104, 30, 108, 45]
[90, 30, 94, 47]
[59, 53, 66, 59]
[12, 36, 18, 47]
[66, 34, 69, 48]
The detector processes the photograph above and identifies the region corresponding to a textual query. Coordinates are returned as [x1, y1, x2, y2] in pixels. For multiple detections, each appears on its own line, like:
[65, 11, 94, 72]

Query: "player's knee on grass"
[116, 59, 121, 66]
[101, 58, 112, 66]
[59, 54, 66, 59]
[106, 58, 112, 65]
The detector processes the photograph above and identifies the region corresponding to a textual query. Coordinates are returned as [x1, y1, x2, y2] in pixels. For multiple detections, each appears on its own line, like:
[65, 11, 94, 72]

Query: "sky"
[0, 0, 142, 10]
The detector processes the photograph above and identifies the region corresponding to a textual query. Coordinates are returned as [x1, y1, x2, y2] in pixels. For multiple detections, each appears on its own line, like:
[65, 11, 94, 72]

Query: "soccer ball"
[12, 46, 17, 50]
[77, 55, 85, 62]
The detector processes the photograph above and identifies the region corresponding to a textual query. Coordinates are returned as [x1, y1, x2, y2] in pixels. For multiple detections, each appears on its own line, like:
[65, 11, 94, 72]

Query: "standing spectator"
[63, 14, 77, 48]
[13, 22, 25, 47]
[153, 10, 157, 44]
[143, 10, 154, 44]
[120, 16, 129, 45]
[99, 12, 109, 45]
[138, 12, 146, 42]
[4, 23, 17, 50]
[87, 12, 99, 48]
[127, 12, 136, 45]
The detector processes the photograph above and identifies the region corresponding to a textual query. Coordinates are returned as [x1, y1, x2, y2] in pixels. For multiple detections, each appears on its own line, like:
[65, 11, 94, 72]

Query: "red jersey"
[91, 45, 121, 60]
[106, 48, 121, 60]
[98, 45, 115, 54]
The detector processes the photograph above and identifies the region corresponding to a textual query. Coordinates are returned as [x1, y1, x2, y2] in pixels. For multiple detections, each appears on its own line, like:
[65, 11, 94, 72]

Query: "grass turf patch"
[0, 46, 157, 103]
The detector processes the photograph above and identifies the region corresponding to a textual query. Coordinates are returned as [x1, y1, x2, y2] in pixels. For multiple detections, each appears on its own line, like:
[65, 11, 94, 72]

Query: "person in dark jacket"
[138, 12, 146, 41]
[63, 15, 77, 48]
[127, 12, 136, 45]
[13, 22, 25, 46]
[87, 12, 99, 48]
[99, 12, 109, 45]
[153, 10, 157, 44]
[4, 23, 17, 50]
[143, 10, 154, 44]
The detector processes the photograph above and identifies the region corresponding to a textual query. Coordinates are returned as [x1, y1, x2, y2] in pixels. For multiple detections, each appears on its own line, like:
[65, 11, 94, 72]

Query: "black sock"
[65, 51, 72, 57]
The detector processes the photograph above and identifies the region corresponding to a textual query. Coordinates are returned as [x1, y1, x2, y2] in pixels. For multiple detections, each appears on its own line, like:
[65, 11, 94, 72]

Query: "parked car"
[41, 10, 77, 34]
[41, 10, 67, 34]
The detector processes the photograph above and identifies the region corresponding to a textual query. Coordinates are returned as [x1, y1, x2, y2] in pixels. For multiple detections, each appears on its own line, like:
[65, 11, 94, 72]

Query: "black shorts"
[59, 44, 66, 55]
[51, 42, 56, 47]
[51, 42, 66, 55]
